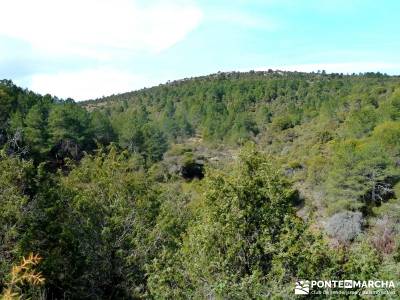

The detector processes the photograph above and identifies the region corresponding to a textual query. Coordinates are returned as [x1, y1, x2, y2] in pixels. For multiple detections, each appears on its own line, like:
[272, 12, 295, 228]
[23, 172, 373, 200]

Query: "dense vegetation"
[1, 71, 400, 298]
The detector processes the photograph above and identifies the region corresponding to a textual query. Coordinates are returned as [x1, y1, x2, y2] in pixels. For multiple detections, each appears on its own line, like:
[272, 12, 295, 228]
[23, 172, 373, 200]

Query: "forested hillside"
[1, 71, 400, 298]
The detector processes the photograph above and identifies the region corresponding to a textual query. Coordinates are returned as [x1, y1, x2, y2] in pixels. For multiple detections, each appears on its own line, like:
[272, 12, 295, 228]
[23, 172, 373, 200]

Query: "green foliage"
[0, 154, 33, 290]
[142, 123, 168, 164]
[18, 147, 160, 298]
[343, 238, 381, 280]
[2, 73, 400, 298]
[379, 88, 400, 121]
[145, 184, 193, 299]
[372, 121, 400, 156]
[272, 114, 298, 131]
[90, 110, 115, 145]
[325, 140, 396, 214]
[341, 105, 377, 138]
[48, 102, 91, 146]
[24, 103, 49, 155]
[110, 105, 168, 164]
[165, 146, 315, 298]
[267, 218, 339, 297]
[0, 81, 16, 126]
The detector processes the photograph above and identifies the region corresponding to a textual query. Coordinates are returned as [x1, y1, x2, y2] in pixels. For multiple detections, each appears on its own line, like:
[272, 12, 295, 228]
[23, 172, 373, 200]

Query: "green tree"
[19, 147, 159, 299]
[341, 106, 377, 138]
[90, 110, 115, 145]
[372, 121, 400, 156]
[0, 84, 15, 127]
[146, 184, 193, 299]
[0, 153, 33, 289]
[178, 145, 296, 298]
[326, 140, 395, 213]
[24, 103, 49, 156]
[142, 123, 168, 164]
[48, 102, 91, 148]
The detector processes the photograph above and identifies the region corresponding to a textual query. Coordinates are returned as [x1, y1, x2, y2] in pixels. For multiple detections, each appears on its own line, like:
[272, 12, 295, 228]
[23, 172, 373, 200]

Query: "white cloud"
[1, 0, 203, 100]
[0, 0, 203, 58]
[209, 11, 278, 31]
[255, 62, 400, 74]
[23, 68, 155, 100]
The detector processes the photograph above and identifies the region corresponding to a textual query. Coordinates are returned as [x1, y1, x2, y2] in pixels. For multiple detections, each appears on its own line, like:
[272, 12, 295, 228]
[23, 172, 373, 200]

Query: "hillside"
[82, 70, 400, 212]
[1, 71, 400, 298]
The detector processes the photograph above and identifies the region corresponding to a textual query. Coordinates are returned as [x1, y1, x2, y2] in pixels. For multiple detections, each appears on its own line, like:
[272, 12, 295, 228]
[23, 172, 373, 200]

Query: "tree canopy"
[1, 72, 400, 298]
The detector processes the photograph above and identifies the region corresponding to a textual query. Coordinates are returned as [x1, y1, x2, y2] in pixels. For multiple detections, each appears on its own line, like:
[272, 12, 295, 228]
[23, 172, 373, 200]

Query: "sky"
[1, 0, 400, 101]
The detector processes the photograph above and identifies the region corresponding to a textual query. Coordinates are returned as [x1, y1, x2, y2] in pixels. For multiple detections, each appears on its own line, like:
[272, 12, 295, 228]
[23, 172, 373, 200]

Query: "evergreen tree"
[24, 103, 49, 156]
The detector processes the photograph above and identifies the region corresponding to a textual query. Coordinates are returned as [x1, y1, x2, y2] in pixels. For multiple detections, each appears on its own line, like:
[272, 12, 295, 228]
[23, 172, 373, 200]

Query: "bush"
[324, 211, 364, 243]
[371, 216, 396, 255]
[272, 115, 295, 131]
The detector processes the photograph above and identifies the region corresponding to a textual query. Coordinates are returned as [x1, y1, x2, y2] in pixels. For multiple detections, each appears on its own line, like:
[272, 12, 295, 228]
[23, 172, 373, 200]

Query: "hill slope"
[81, 70, 400, 213]
[1, 71, 400, 298]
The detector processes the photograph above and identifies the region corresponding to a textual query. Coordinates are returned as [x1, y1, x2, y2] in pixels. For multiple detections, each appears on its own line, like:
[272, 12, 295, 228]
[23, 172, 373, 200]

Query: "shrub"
[371, 216, 396, 255]
[324, 211, 364, 243]
[272, 115, 295, 131]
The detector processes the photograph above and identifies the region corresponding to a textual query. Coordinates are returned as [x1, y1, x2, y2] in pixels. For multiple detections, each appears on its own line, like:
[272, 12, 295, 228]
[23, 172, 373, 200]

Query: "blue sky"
[1, 0, 399, 100]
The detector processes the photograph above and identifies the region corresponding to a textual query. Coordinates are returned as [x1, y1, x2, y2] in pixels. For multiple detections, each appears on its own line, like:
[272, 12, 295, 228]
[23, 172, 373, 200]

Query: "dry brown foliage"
[1, 253, 45, 300]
